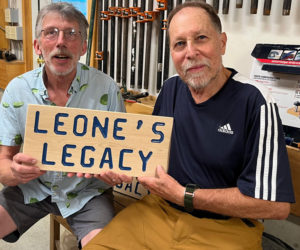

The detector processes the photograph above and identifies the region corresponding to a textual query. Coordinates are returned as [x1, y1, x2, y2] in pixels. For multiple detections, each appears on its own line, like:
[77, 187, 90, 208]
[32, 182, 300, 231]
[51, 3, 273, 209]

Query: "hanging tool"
[116, 2, 123, 83]
[129, 3, 140, 88]
[108, 2, 116, 79]
[213, 0, 219, 13]
[250, 0, 258, 14]
[121, 2, 130, 92]
[86, 0, 96, 66]
[156, 0, 167, 92]
[222, 0, 230, 14]
[143, 0, 155, 90]
[137, 0, 146, 89]
[236, 0, 243, 8]
[282, 0, 292, 15]
[101, 1, 109, 74]
[162, 0, 173, 83]
[263, 0, 272, 15]
[97, 0, 103, 71]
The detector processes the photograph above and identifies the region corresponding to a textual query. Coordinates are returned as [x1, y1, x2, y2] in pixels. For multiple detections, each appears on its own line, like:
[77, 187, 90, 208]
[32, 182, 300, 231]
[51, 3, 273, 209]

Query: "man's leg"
[172, 214, 264, 250]
[83, 194, 180, 250]
[67, 189, 115, 248]
[81, 229, 102, 247]
[0, 205, 17, 239]
[84, 194, 264, 250]
[0, 186, 54, 242]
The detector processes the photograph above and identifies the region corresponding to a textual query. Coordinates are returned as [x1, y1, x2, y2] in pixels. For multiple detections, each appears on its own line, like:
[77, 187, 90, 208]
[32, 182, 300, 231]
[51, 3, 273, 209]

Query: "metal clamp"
[121, 8, 130, 18]
[129, 7, 141, 17]
[95, 51, 104, 61]
[162, 19, 168, 30]
[100, 11, 110, 21]
[144, 11, 160, 22]
[156, 0, 168, 11]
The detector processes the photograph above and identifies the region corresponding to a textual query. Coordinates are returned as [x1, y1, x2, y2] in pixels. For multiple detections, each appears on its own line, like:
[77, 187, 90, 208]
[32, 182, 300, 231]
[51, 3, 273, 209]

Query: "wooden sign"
[113, 178, 150, 211]
[23, 104, 173, 176]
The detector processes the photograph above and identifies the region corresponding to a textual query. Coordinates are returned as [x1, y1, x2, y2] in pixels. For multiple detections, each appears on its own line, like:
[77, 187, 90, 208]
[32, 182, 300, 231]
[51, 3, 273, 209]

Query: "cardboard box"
[250, 44, 300, 129]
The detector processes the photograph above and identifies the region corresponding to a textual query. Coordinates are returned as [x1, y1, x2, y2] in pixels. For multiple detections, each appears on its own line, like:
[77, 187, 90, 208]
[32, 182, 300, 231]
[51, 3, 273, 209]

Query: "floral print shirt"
[0, 62, 125, 218]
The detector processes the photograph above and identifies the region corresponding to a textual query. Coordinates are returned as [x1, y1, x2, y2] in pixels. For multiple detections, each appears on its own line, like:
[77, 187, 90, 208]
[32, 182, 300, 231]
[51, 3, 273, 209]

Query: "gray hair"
[35, 2, 89, 41]
[167, 1, 222, 34]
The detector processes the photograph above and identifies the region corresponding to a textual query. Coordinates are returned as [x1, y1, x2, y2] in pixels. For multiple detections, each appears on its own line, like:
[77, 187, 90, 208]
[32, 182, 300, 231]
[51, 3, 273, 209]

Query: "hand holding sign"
[10, 152, 46, 185]
[24, 105, 173, 177]
[138, 165, 185, 205]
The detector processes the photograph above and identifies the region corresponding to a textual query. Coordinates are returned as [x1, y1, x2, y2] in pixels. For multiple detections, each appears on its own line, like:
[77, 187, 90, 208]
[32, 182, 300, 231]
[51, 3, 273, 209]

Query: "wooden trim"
[287, 146, 300, 217]
[87, 0, 97, 68]
[22, 0, 33, 71]
[0, 0, 9, 49]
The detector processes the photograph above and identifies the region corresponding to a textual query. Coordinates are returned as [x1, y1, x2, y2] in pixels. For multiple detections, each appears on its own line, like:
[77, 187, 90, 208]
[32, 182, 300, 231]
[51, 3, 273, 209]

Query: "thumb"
[155, 165, 166, 177]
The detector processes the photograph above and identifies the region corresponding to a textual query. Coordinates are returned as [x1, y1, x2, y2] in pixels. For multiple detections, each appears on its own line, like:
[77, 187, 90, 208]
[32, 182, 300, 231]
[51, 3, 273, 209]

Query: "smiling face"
[169, 7, 227, 91]
[34, 12, 87, 78]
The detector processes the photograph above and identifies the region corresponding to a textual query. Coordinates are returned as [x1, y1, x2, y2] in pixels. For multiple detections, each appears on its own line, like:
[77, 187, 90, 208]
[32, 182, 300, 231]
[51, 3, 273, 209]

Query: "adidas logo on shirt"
[218, 123, 234, 135]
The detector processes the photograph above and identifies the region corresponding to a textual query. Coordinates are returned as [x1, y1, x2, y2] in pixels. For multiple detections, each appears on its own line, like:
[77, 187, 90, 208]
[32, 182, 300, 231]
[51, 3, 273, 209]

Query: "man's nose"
[56, 31, 67, 45]
[186, 42, 199, 59]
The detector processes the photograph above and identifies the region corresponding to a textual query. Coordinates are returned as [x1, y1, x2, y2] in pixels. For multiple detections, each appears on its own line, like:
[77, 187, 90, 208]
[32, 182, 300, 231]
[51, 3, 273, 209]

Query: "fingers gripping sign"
[67, 171, 133, 186]
[11, 153, 45, 184]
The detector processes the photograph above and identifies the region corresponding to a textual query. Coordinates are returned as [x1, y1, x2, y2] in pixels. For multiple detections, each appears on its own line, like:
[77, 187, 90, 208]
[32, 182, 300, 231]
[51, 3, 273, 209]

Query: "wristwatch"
[184, 184, 198, 213]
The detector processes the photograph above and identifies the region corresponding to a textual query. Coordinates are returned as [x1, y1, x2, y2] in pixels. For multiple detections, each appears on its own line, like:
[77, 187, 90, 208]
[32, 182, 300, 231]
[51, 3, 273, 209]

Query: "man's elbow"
[273, 202, 291, 220]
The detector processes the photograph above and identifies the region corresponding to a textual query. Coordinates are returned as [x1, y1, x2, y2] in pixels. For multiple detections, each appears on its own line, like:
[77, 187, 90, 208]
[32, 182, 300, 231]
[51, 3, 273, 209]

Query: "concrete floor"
[0, 215, 77, 250]
[0, 215, 78, 250]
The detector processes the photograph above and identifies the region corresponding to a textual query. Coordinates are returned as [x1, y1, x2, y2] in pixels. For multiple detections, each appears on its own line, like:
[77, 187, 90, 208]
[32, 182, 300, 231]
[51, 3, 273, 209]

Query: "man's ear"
[80, 40, 87, 56]
[34, 39, 42, 56]
[220, 32, 227, 55]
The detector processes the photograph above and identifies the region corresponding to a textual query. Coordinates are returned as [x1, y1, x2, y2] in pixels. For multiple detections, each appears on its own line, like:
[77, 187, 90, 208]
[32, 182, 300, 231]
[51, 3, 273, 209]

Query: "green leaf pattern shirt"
[0, 62, 125, 218]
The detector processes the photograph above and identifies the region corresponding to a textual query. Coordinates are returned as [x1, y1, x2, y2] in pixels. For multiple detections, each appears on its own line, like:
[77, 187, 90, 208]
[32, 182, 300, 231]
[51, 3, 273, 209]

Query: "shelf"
[0, 0, 32, 90]
[0, 59, 25, 89]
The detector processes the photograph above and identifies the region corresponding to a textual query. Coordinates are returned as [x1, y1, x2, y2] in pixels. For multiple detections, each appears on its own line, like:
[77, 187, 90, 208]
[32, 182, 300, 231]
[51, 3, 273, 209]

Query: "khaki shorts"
[84, 194, 264, 250]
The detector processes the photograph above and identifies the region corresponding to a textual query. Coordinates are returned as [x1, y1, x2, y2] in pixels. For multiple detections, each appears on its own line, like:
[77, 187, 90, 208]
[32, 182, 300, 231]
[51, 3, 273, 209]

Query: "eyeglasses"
[41, 27, 81, 41]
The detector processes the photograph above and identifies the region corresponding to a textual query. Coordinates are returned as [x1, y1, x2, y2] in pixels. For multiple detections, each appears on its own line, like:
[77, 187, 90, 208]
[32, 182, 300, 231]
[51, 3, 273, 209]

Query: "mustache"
[182, 60, 210, 73]
[49, 49, 73, 59]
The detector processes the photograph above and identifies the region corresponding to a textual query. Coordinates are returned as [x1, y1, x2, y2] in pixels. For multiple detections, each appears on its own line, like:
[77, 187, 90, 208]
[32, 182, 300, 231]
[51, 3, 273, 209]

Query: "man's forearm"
[193, 187, 290, 219]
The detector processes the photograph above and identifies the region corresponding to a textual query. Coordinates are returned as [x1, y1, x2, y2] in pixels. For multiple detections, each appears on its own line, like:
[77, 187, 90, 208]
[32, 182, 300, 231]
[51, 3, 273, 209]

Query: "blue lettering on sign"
[137, 120, 143, 130]
[34, 111, 48, 134]
[54, 113, 68, 135]
[134, 182, 142, 195]
[92, 116, 108, 138]
[119, 149, 132, 171]
[151, 122, 165, 143]
[81, 146, 95, 167]
[139, 151, 153, 172]
[99, 147, 113, 169]
[62, 144, 76, 166]
[113, 118, 127, 140]
[41, 143, 55, 165]
[124, 183, 132, 192]
[73, 115, 88, 136]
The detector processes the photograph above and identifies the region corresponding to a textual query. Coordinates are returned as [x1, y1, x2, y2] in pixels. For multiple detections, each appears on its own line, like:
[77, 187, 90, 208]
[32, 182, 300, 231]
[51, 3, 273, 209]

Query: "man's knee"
[0, 205, 18, 240]
[81, 228, 103, 248]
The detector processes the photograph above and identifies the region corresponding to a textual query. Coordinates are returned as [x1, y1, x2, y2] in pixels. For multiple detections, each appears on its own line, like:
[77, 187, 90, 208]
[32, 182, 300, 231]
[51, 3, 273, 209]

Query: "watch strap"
[184, 184, 198, 213]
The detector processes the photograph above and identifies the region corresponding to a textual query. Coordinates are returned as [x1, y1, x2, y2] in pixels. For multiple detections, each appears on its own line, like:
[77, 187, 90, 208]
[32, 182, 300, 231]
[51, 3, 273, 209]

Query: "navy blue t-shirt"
[153, 69, 295, 204]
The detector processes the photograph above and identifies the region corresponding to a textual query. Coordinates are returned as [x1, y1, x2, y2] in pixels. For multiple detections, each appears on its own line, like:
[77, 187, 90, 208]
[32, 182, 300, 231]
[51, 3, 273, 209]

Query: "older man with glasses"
[0, 2, 130, 249]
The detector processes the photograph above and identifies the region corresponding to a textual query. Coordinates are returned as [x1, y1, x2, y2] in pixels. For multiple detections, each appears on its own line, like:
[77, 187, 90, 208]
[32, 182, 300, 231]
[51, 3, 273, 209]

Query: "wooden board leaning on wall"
[287, 145, 300, 217]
